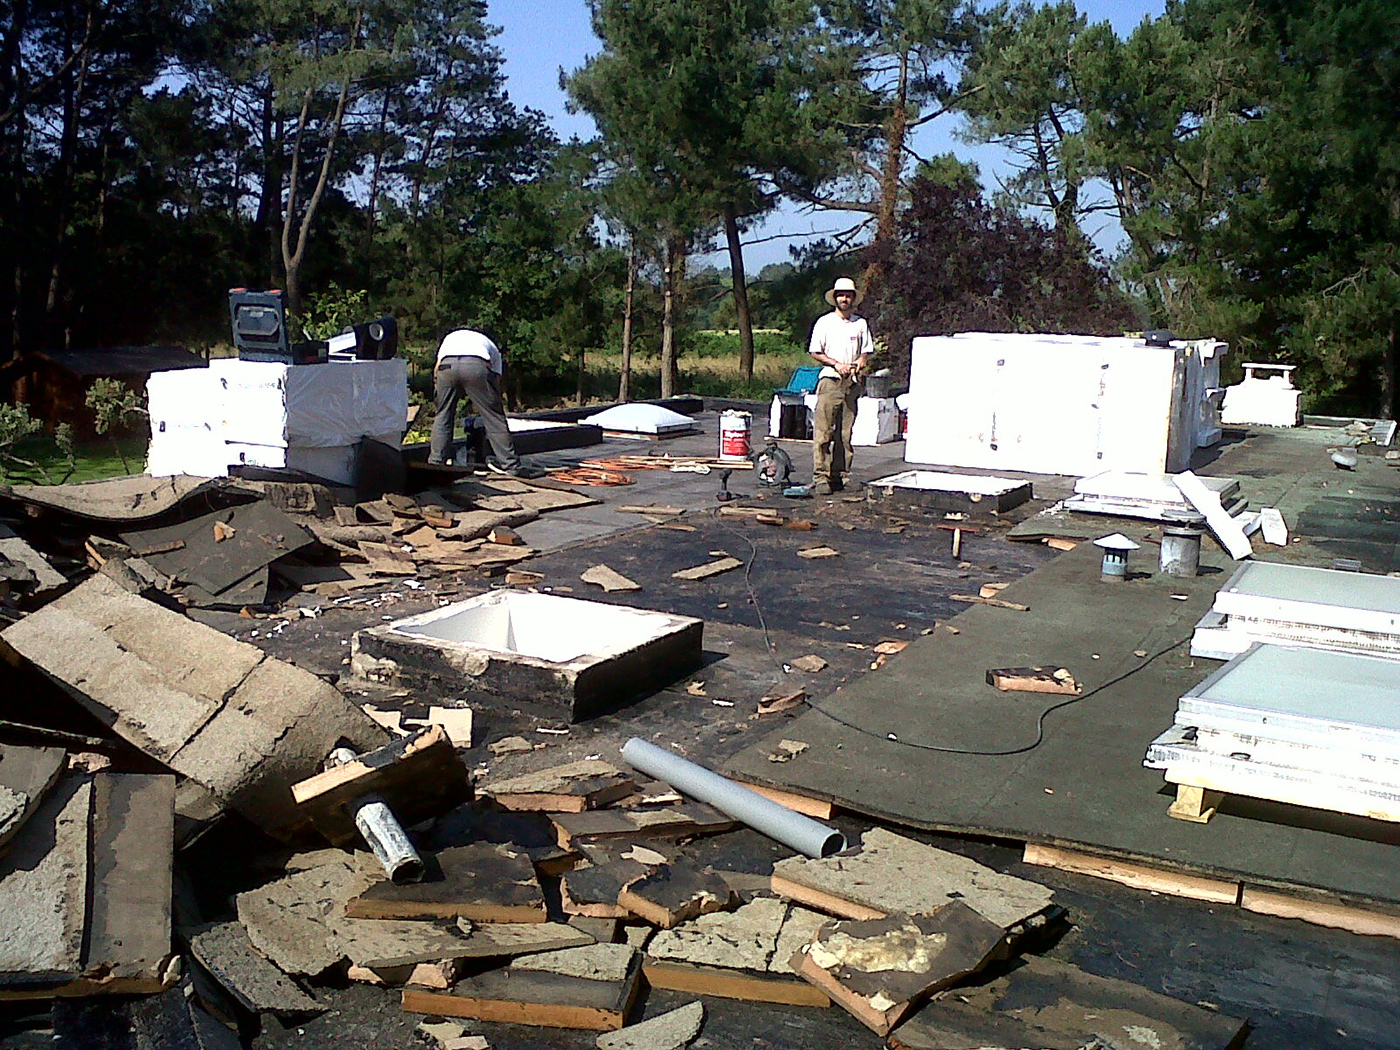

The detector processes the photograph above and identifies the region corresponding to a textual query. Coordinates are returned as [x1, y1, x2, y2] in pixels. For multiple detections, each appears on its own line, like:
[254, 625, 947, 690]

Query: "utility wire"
[707, 505, 1192, 757]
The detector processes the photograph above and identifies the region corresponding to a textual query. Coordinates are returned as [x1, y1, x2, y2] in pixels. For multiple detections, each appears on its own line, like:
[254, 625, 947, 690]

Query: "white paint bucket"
[718, 410, 751, 459]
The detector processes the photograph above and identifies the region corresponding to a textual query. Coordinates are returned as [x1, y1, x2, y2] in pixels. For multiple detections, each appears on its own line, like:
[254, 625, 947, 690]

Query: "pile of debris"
[0, 471, 1250, 1049]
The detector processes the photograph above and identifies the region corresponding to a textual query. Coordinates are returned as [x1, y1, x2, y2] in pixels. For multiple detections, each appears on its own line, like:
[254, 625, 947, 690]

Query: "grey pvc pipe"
[328, 747, 425, 884]
[621, 738, 847, 858]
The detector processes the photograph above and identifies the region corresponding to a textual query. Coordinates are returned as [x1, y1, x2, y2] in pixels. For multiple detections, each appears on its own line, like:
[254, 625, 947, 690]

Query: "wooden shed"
[5, 346, 206, 439]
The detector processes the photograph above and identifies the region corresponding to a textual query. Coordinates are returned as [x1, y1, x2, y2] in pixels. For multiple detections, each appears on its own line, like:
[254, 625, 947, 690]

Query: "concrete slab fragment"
[2, 574, 387, 837]
[185, 921, 321, 1015]
[87, 774, 175, 983]
[512, 943, 637, 982]
[0, 778, 90, 984]
[771, 827, 1053, 930]
[236, 857, 376, 976]
[0, 744, 66, 851]
[595, 1000, 704, 1050]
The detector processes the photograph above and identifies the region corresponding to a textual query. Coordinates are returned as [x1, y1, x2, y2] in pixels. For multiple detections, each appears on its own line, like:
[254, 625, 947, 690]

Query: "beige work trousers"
[812, 376, 860, 485]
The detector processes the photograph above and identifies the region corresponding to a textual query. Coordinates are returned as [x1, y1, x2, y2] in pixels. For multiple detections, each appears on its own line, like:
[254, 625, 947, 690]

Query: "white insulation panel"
[903, 333, 1224, 476]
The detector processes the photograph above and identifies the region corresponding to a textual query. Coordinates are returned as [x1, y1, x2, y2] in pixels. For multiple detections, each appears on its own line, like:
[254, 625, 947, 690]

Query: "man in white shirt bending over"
[429, 328, 523, 474]
[807, 277, 872, 495]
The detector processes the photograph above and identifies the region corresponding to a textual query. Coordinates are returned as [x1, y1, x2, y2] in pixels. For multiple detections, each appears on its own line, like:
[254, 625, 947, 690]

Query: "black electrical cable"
[707, 505, 1193, 757]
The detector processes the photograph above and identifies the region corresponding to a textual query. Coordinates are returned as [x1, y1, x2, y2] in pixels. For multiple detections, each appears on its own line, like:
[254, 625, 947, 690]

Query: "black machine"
[328, 316, 399, 360]
[228, 288, 327, 364]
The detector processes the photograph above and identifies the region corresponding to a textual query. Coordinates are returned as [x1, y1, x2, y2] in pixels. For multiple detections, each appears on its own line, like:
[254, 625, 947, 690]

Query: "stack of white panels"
[1191, 561, 1400, 661]
[1065, 470, 1242, 521]
[904, 333, 1226, 476]
[147, 358, 408, 484]
[146, 369, 230, 478]
[1145, 644, 1400, 821]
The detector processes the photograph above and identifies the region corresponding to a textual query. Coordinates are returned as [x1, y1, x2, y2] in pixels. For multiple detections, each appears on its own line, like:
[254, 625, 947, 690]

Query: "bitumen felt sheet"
[724, 538, 1400, 907]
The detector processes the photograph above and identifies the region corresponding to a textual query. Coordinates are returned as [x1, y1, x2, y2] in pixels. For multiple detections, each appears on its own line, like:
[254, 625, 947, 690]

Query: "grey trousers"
[430, 355, 520, 470]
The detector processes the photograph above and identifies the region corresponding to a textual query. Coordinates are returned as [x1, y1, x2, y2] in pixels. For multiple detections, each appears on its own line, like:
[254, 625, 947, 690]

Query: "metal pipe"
[327, 747, 425, 884]
[621, 738, 847, 858]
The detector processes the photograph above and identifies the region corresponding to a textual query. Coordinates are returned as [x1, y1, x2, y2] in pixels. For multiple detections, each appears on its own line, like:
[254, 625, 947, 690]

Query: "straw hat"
[824, 276, 863, 307]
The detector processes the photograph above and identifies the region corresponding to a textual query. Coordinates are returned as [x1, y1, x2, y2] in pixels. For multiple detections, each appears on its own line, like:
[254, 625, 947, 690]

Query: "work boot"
[812, 478, 833, 496]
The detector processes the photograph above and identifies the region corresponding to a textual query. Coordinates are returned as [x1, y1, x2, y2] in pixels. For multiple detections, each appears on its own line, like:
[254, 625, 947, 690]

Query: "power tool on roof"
[752, 441, 793, 488]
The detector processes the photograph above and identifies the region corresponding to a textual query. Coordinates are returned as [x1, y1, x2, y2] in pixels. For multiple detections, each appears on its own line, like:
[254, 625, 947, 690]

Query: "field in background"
[8, 333, 810, 482]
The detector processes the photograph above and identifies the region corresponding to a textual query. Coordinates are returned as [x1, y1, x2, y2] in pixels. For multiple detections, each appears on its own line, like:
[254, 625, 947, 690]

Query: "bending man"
[428, 328, 523, 475]
[807, 277, 872, 495]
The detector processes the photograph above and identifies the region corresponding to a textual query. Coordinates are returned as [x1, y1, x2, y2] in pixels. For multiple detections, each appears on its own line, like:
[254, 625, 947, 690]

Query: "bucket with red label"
[718, 410, 751, 460]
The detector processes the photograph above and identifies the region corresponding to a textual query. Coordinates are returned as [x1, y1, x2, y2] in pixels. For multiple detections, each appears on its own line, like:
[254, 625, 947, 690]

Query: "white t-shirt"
[808, 312, 873, 380]
[436, 329, 503, 374]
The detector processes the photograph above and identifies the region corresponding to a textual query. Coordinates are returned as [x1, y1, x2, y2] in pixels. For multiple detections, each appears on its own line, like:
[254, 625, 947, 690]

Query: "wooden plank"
[345, 843, 545, 922]
[791, 904, 1006, 1036]
[401, 951, 641, 1031]
[642, 962, 830, 1007]
[672, 557, 743, 581]
[1022, 843, 1240, 905]
[1240, 887, 1400, 940]
[1168, 783, 1223, 823]
[769, 875, 885, 921]
[950, 594, 1030, 611]
[985, 666, 1081, 695]
[291, 725, 472, 846]
[617, 506, 685, 517]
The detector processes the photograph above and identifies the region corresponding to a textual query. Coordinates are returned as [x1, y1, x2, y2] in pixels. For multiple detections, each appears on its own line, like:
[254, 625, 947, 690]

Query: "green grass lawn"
[1, 434, 149, 486]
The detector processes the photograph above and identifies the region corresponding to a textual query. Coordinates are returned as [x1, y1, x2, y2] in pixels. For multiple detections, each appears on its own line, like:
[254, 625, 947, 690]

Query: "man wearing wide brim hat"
[807, 277, 872, 495]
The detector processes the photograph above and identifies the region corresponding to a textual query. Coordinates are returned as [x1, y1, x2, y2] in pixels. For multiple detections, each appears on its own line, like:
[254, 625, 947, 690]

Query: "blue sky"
[488, 0, 1168, 267]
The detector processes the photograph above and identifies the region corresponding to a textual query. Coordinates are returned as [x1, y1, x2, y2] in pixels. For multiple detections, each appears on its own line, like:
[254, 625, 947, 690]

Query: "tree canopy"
[1, 0, 1396, 418]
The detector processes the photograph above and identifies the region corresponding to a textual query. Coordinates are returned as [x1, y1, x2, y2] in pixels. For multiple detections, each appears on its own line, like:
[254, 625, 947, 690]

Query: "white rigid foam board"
[903, 333, 1221, 476]
[1175, 644, 1400, 757]
[852, 396, 900, 446]
[147, 367, 219, 426]
[1174, 470, 1253, 559]
[1212, 561, 1400, 637]
[1191, 724, 1400, 784]
[209, 357, 408, 448]
[868, 470, 1028, 496]
[1145, 727, 1400, 821]
[1259, 508, 1288, 546]
[1073, 470, 1238, 504]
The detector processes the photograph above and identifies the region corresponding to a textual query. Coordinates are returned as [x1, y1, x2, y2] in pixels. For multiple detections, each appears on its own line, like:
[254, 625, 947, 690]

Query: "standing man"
[808, 277, 872, 495]
[429, 327, 524, 475]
